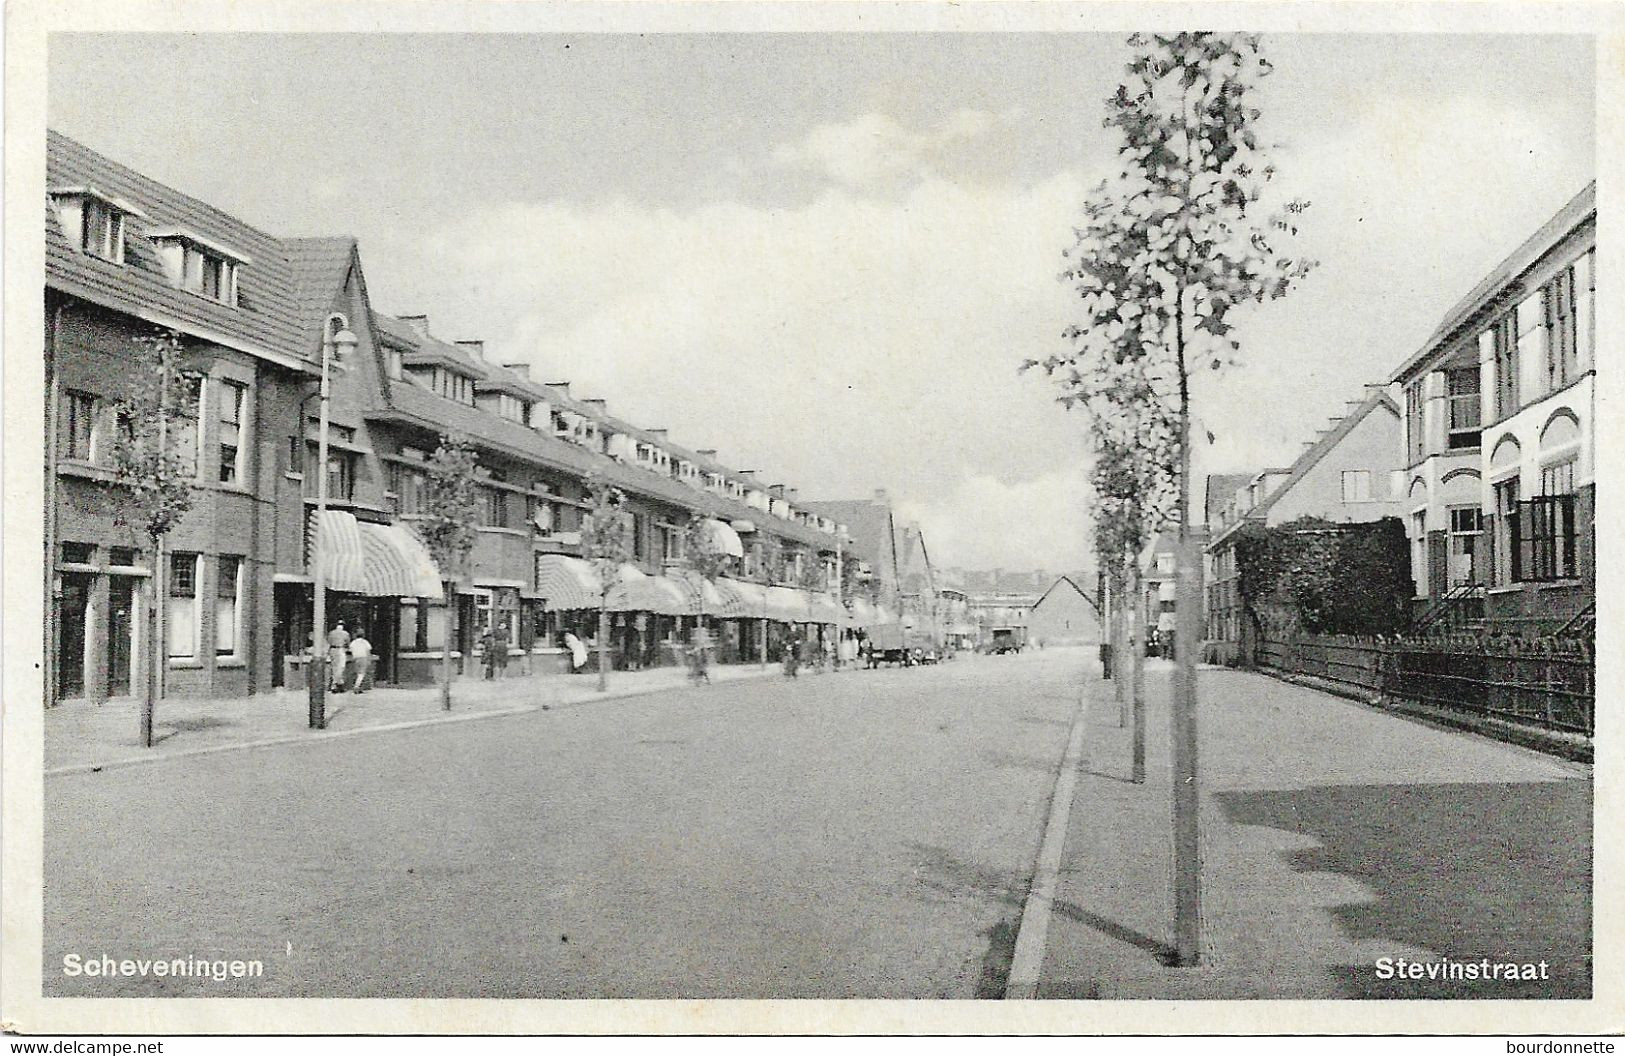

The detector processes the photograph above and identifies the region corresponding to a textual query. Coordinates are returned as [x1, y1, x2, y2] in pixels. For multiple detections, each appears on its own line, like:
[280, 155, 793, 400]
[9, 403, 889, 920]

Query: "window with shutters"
[1545, 266, 1579, 393]
[1405, 382, 1425, 463]
[1491, 315, 1519, 420]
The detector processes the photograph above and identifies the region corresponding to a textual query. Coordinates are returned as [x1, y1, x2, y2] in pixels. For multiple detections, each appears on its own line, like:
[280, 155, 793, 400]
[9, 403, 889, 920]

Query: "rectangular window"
[109, 546, 139, 567]
[218, 379, 249, 484]
[61, 541, 95, 565]
[167, 376, 204, 477]
[1492, 316, 1519, 419]
[1411, 511, 1428, 596]
[1518, 495, 1577, 582]
[1340, 470, 1372, 503]
[305, 444, 356, 501]
[1541, 458, 1577, 498]
[388, 462, 424, 516]
[1447, 506, 1481, 587]
[81, 197, 124, 262]
[1545, 266, 1578, 392]
[1495, 479, 1520, 585]
[61, 389, 99, 462]
[215, 555, 242, 656]
[167, 551, 200, 659]
[181, 246, 237, 305]
[1445, 367, 1481, 449]
[632, 514, 648, 561]
[1405, 382, 1425, 462]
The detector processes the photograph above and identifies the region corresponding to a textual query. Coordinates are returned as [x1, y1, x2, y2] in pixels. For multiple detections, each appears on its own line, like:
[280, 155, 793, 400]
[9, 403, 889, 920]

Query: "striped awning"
[306, 509, 368, 593]
[534, 554, 603, 611]
[357, 521, 445, 599]
[808, 593, 848, 626]
[765, 585, 811, 623]
[704, 519, 745, 559]
[670, 570, 729, 616]
[608, 565, 691, 616]
[714, 578, 766, 618]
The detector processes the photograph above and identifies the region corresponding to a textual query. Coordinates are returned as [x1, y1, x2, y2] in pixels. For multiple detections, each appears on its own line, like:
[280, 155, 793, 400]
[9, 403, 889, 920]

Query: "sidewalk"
[1036, 662, 1592, 999]
[46, 661, 795, 774]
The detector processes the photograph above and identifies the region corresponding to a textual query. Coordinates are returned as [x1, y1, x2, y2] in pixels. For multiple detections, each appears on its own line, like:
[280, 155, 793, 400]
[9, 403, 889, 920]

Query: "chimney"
[873, 487, 890, 504]
[648, 429, 668, 438]
[455, 340, 485, 363]
[698, 449, 717, 458]
[546, 382, 571, 398]
[502, 361, 533, 381]
[770, 484, 786, 497]
[399, 314, 431, 338]
[738, 470, 757, 481]
[584, 398, 606, 412]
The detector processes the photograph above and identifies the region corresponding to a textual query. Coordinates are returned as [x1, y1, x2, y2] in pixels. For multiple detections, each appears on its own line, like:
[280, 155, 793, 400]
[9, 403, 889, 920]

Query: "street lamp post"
[831, 527, 846, 669]
[308, 314, 357, 730]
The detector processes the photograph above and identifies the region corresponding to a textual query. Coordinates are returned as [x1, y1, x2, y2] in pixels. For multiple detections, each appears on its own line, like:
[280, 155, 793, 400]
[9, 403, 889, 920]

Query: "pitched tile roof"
[45, 129, 311, 371]
[1246, 388, 1399, 524]
[1203, 472, 1255, 525]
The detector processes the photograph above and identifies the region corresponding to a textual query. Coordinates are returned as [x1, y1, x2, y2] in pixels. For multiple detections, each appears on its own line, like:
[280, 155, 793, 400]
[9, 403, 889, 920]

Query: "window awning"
[306, 509, 369, 593]
[714, 578, 766, 618]
[534, 554, 602, 611]
[608, 565, 690, 616]
[357, 521, 444, 599]
[704, 518, 745, 558]
[765, 585, 811, 623]
[671, 569, 730, 615]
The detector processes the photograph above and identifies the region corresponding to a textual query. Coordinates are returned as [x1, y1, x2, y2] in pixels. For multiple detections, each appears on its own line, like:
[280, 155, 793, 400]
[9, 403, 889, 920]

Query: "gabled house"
[1028, 576, 1101, 647]
[1200, 384, 1403, 662]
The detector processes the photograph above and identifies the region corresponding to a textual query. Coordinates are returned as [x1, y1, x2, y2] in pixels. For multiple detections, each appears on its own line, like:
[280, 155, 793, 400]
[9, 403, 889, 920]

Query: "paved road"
[45, 649, 1089, 998]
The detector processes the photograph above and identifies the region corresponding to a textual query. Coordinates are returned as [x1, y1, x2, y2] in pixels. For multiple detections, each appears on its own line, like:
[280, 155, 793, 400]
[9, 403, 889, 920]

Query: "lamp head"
[333, 328, 359, 360]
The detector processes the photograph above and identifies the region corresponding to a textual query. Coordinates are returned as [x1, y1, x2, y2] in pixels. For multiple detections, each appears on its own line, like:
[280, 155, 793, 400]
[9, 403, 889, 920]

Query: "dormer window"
[147, 227, 249, 306]
[51, 187, 144, 264]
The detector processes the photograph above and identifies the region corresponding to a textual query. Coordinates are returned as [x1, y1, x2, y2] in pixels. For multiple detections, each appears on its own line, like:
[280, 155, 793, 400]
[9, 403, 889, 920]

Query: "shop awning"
[765, 585, 811, 623]
[671, 570, 730, 616]
[534, 554, 603, 611]
[714, 578, 766, 619]
[703, 518, 745, 558]
[306, 509, 369, 593]
[357, 521, 444, 600]
[608, 565, 691, 616]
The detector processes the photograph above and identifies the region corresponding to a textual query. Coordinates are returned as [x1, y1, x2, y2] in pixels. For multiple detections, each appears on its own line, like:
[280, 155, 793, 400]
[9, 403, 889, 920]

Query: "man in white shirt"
[349, 628, 374, 694]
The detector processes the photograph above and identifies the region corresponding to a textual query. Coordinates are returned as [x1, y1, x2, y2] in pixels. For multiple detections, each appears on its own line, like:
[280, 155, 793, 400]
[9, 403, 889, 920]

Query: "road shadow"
[1049, 899, 1177, 965]
[1212, 778, 1592, 998]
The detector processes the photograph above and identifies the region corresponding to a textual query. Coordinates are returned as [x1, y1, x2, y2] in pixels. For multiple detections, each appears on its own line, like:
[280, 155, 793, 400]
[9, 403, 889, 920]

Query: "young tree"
[418, 435, 480, 710]
[106, 328, 205, 748]
[680, 511, 730, 634]
[1029, 32, 1316, 967]
[582, 473, 632, 692]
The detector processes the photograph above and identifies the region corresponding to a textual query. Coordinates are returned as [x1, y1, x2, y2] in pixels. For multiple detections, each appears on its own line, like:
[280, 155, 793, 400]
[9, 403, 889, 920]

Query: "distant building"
[1027, 576, 1101, 647]
[1202, 385, 1404, 663]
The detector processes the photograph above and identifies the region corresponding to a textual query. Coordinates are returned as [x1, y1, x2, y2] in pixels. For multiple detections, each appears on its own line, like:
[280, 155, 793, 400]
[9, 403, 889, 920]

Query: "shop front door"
[56, 572, 91, 699]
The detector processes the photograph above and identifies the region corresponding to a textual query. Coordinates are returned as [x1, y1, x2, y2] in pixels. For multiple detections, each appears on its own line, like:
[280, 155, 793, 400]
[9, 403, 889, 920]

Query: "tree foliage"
[106, 328, 204, 544]
[1023, 33, 1317, 567]
[1236, 517, 1412, 636]
[418, 435, 481, 584]
[681, 511, 731, 584]
[582, 472, 632, 596]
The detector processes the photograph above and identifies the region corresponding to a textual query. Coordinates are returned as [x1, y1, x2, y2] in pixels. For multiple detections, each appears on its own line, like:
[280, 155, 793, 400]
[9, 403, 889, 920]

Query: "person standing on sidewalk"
[480, 626, 497, 680]
[326, 621, 350, 694]
[348, 628, 373, 694]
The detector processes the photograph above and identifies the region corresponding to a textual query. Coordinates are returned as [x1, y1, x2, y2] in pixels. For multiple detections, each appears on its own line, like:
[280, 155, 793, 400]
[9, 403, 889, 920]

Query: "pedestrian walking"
[493, 619, 510, 678]
[348, 628, 373, 694]
[326, 621, 350, 693]
[783, 634, 800, 678]
[480, 626, 497, 680]
[563, 630, 588, 672]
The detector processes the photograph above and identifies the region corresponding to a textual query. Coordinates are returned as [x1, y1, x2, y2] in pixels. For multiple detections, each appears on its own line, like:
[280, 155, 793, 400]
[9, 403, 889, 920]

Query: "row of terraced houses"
[1202, 182, 1597, 662]
[43, 130, 936, 706]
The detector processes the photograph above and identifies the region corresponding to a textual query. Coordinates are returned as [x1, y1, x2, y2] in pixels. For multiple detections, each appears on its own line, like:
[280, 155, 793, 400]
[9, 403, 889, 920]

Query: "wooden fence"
[1256, 632, 1594, 738]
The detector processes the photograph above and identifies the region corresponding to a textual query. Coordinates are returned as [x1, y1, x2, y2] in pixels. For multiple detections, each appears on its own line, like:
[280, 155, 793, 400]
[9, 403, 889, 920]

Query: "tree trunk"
[1113, 566, 1129, 724]
[597, 602, 610, 692]
[141, 548, 159, 748]
[1130, 556, 1146, 784]
[441, 580, 454, 710]
[1170, 208, 1202, 966]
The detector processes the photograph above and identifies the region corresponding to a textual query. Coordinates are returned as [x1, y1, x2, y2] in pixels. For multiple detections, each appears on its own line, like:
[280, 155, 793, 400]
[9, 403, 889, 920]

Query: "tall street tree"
[106, 328, 204, 748]
[680, 511, 730, 635]
[418, 434, 480, 711]
[582, 473, 632, 692]
[1028, 32, 1317, 966]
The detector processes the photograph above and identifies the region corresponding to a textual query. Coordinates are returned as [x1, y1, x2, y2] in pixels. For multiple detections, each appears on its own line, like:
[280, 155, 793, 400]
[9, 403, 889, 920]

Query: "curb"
[46, 667, 789, 779]
[1003, 682, 1092, 1000]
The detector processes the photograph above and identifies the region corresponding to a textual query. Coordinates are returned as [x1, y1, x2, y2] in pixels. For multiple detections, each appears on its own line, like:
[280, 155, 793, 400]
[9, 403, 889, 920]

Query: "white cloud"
[769, 109, 1006, 191]
[895, 467, 1094, 573]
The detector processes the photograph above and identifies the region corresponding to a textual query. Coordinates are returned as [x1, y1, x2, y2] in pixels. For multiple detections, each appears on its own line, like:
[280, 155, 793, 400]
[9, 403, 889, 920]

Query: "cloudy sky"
[48, 32, 1593, 571]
